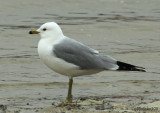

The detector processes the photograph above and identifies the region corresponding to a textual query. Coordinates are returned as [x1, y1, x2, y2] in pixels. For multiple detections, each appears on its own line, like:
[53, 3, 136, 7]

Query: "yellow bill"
[29, 30, 39, 34]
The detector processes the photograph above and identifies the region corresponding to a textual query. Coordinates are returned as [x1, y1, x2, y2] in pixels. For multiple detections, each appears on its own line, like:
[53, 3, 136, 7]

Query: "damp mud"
[0, 0, 160, 113]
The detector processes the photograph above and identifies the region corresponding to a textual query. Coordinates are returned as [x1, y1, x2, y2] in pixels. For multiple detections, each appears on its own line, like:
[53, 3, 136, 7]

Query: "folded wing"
[53, 37, 118, 70]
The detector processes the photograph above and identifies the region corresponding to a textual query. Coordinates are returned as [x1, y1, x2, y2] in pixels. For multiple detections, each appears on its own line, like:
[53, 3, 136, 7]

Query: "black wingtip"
[117, 61, 146, 72]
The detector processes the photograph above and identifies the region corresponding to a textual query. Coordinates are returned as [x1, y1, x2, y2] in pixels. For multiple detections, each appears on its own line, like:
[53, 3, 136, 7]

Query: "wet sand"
[0, 0, 160, 112]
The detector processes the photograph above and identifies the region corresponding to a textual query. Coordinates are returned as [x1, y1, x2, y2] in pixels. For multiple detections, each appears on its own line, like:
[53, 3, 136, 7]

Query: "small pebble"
[0, 105, 7, 110]
[43, 97, 47, 100]
[51, 102, 55, 105]
[14, 110, 20, 113]
[95, 105, 105, 110]
[35, 110, 39, 112]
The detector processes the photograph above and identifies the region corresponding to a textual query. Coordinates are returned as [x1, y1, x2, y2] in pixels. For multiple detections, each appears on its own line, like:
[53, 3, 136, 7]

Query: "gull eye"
[43, 28, 47, 31]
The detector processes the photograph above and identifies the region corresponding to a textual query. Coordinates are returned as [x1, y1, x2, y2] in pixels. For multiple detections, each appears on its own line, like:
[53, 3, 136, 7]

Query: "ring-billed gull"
[29, 22, 145, 103]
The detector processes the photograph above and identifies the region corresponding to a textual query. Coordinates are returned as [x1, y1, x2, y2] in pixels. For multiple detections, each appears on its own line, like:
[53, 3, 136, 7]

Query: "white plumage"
[29, 22, 145, 102]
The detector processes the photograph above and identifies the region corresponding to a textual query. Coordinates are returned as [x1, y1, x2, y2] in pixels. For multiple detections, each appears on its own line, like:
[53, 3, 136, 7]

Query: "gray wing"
[53, 37, 118, 70]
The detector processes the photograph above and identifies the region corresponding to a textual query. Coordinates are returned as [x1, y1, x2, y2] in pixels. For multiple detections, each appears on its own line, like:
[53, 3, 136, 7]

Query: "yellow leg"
[66, 77, 73, 103]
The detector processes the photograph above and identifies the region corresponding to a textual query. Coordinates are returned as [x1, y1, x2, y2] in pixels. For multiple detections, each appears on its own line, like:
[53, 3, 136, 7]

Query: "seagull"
[29, 22, 145, 103]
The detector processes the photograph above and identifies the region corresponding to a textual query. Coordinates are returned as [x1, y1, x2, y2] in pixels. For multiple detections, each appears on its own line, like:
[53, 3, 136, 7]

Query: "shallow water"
[0, 0, 160, 112]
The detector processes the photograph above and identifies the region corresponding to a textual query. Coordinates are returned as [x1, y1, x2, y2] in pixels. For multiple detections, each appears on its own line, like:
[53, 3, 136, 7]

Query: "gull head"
[29, 22, 63, 39]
